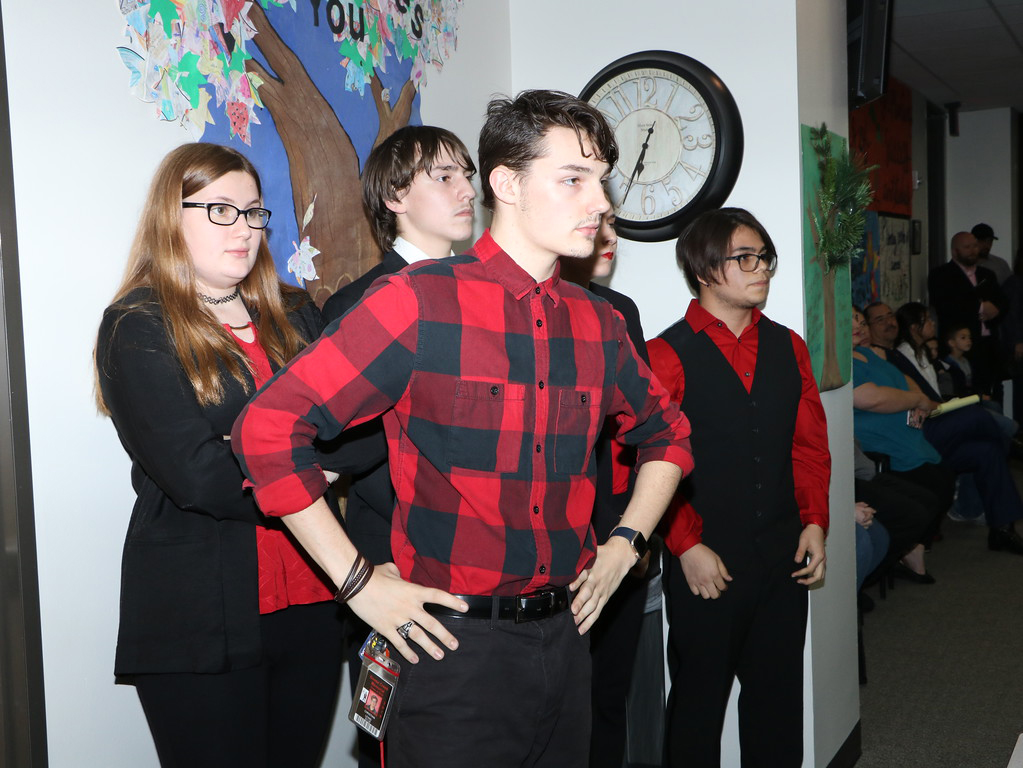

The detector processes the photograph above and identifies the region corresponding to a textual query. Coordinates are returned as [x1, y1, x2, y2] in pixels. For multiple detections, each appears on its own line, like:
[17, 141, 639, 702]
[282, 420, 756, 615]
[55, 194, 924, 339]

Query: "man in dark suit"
[928, 230, 1007, 398]
[321, 125, 476, 768]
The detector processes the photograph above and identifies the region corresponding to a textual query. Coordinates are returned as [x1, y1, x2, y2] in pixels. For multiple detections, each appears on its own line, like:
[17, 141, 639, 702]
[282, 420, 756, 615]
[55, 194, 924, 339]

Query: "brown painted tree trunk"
[819, 263, 843, 391]
[248, 4, 407, 306]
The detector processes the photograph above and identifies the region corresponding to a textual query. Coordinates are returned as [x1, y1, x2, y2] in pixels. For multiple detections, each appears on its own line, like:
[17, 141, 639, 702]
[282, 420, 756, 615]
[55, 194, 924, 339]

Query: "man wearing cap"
[973, 223, 1011, 286]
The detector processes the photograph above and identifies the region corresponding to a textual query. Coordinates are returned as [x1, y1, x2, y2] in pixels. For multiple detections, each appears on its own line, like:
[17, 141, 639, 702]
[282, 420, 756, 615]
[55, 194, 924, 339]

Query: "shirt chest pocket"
[447, 380, 527, 473]
[553, 388, 603, 475]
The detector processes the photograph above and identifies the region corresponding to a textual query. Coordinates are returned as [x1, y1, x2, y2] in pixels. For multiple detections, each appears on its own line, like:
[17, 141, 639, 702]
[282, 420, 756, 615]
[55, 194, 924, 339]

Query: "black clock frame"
[580, 50, 744, 243]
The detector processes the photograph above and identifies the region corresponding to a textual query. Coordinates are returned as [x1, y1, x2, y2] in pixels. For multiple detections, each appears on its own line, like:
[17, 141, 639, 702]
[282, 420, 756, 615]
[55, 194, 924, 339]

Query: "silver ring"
[396, 621, 414, 640]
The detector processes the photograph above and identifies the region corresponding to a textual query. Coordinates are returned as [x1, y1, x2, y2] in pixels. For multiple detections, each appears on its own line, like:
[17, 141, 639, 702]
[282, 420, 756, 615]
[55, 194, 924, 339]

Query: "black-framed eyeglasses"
[724, 252, 778, 272]
[182, 202, 272, 229]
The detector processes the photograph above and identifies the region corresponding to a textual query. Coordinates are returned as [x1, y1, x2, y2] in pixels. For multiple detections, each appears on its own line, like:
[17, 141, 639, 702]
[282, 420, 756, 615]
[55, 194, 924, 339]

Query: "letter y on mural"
[117, 0, 463, 306]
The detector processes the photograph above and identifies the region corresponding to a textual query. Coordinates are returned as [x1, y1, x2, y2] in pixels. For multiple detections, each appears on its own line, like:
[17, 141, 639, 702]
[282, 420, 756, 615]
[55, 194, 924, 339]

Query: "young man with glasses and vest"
[647, 207, 830, 768]
[231, 90, 692, 768]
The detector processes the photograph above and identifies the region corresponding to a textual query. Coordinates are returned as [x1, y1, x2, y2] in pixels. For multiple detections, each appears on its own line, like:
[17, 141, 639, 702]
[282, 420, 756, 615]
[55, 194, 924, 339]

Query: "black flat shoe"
[893, 562, 936, 584]
[988, 526, 1023, 555]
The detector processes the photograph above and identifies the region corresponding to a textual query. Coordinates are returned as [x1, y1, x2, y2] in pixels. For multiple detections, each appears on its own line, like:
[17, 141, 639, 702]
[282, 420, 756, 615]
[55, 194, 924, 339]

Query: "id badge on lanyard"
[349, 632, 401, 740]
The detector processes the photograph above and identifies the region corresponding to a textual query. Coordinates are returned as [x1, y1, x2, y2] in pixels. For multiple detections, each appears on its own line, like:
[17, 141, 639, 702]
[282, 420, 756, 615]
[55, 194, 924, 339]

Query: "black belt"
[426, 587, 572, 623]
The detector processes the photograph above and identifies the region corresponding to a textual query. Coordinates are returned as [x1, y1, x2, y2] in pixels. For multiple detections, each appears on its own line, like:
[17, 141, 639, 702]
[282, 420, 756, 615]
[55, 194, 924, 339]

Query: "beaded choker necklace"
[198, 288, 240, 306]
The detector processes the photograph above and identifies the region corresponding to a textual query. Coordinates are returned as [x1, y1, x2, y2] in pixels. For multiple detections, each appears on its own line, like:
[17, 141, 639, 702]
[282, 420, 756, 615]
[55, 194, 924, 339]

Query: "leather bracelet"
[333, 553, 374, 604]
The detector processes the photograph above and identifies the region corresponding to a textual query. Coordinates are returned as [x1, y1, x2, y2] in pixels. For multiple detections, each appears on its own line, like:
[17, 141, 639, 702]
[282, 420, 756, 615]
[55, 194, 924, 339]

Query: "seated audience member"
[854, 440, 941, 584]
[943, 323, 977, 398]
[864, 301, 898, 352]
[925, 338, 956, 400]
[853, 307, 1023, 555]
[854, 501, 889, 592]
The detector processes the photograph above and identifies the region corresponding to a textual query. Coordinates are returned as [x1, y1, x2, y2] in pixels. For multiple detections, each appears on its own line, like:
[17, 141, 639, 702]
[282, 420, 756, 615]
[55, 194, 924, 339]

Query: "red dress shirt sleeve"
[232, 275, 419, 517]
[788, 329, 831, 533]
[647, 336, 703, 556]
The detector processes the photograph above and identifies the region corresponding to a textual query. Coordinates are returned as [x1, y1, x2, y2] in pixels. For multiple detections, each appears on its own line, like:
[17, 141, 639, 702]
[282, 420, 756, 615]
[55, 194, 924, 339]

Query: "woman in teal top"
[852, 318, 942, 472]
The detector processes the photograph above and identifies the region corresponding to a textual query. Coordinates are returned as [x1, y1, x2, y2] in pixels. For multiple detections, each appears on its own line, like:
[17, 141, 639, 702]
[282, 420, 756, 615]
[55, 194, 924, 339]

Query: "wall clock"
[580, 50, 744, 242]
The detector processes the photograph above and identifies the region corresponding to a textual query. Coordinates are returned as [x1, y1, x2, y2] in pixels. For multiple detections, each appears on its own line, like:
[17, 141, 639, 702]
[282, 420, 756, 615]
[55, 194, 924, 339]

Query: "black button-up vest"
[659, 315, 803, 568]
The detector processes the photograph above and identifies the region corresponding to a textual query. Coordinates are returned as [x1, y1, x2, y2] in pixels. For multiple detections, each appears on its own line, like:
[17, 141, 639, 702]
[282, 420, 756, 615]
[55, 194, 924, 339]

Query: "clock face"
[581, 51, 743, 242]
[590, 68, 717, 226]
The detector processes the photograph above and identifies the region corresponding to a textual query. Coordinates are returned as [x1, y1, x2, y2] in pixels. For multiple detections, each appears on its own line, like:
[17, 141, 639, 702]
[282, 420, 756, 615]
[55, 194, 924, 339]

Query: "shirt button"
[580, 394, 587, 403]
[490, 385, 499, 396]
[538, 565, 547, 575]
[755, 510, 763, 518]
[751, 400, 757, 407]
[717, 322, 723, 327]
[536, 444, 542, 453]
[533, 506, 540, 515]
[744, 372, 751, 377]
[752, 427, 759, 434]
[538, 381, 545, 389]
[535, 286, 541, 294]
[753, 456, 761, 463]
[755, 482, 762, 490]
[536, 319, 543, 328]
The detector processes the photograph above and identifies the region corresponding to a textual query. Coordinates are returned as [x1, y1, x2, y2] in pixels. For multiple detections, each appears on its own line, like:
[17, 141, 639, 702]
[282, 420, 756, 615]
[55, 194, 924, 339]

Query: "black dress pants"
[589, 571, 649, 768]
[664, 552, 808, 768]
[386, 609, 591, 768]
[133, 601, 346, 768]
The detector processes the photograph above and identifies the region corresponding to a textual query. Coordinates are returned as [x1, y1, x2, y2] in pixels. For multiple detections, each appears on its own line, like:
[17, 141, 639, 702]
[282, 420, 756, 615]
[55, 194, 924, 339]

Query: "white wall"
[946, 108, 1018, 263]
[796, 0, 861, 765]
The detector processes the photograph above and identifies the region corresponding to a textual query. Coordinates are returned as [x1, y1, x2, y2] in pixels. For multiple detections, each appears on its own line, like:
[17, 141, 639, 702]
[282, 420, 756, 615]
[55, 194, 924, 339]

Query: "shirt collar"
[470, 229, 563, 303]
[683, 298, 761, 335]
[954, 259, 977, 280]
[392, 236, 453, 265]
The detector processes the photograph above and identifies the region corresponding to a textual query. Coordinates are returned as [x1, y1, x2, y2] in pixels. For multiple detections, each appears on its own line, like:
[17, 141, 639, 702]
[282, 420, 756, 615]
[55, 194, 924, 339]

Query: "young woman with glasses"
[94, 143, 366, 767]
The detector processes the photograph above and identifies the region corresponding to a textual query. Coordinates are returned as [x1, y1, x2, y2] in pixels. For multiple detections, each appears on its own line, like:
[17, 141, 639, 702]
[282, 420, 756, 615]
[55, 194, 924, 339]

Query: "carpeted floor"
[857, 517, 1023, 768]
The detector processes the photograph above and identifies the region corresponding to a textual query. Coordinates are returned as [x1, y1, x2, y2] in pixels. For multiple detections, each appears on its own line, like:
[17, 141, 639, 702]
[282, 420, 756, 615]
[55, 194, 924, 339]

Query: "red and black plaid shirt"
[232, 231, 693, 596]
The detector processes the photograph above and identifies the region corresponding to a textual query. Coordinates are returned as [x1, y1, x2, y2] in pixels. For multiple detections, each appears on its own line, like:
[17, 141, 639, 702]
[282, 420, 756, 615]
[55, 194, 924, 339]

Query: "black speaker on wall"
[848, 0, 894, 109]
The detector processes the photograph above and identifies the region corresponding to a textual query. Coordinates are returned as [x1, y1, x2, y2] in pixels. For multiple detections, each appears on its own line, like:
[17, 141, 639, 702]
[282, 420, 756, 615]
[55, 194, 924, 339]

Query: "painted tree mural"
[801, 123, 874, 392]
[118, 0, 462, 305]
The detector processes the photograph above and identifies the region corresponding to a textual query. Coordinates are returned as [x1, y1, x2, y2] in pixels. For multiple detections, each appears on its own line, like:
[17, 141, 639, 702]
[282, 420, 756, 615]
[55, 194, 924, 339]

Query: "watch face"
[581, 51, 743, 242]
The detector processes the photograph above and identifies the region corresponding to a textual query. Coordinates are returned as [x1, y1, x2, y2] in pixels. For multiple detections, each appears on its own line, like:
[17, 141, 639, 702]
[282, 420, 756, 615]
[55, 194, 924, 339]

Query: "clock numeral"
[683, 133, 715, 151]
[663, 82, 680, 113]
[679, 160, 709, 181]
[607, 87, 634, 119]
[674, 104, 707, 124]
[641, 185, 658, 217]
[636, 76, 658, 108]
[666, 184, 684, 208]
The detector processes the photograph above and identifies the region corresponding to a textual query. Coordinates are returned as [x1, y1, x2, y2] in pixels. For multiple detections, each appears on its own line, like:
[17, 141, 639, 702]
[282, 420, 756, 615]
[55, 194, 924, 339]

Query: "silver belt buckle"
[515, 589, 555, 623]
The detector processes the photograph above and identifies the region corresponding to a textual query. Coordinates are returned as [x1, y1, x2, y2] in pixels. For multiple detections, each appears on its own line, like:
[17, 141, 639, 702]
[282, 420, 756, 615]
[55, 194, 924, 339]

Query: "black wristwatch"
[608, 526, 648, 561]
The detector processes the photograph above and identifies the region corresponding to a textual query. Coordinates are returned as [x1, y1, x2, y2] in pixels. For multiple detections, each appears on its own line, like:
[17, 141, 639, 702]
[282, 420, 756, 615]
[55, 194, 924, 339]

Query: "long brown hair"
[96, 143, 308, 413]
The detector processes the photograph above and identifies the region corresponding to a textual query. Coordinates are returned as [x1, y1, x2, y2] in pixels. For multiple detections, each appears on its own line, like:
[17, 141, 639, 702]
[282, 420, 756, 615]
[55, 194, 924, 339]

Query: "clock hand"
[622, 122, 656, 203]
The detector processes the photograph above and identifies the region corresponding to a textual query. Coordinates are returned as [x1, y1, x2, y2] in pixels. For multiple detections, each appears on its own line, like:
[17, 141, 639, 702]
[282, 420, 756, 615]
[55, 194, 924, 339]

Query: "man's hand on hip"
[569, 536, 636, 635]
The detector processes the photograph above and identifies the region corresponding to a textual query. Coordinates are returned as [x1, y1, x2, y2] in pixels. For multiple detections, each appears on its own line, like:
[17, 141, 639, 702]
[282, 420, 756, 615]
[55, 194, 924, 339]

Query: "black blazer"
[97, 287, 361, 674]
[588, 282, 649, 540]
[928, 260, 1006, 341]
[320, 249, 408, 564]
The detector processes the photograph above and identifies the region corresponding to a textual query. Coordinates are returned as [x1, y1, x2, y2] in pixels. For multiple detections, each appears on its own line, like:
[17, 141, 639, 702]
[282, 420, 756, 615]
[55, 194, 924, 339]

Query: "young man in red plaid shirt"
[232, 90, 692, 767]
